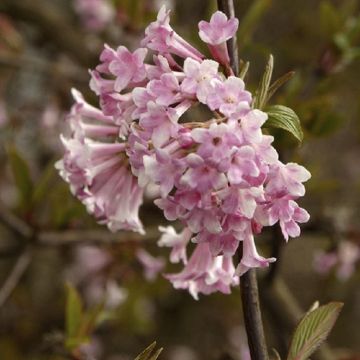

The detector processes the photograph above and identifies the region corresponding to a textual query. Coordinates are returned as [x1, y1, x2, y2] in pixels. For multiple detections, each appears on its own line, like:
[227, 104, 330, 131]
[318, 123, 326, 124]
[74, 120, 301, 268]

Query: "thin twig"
[217, 1, 269, 359]
[0, 248, 32, 307]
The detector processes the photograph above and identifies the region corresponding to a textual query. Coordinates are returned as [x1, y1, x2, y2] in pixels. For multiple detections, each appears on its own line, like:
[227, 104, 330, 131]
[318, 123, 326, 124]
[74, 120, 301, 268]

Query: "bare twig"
[0, 204, 33, 239]
[217, 1, 269, 359]
[0, 248, 32, 307]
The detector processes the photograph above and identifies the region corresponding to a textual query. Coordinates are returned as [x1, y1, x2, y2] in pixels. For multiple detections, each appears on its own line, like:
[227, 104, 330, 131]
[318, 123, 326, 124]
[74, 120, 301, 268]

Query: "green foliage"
[253, 54, 274, 110]
[287, 302, 343, 360]
[7, 145, 33, 211]
[64, 283, 105, 351]
[134, 342, 163, 360]
[265, 105, 303, 142]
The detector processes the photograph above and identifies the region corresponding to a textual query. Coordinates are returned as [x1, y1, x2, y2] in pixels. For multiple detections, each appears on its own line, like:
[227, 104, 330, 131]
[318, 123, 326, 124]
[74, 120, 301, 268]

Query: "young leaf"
[149, 348, 163, 360]
[135, 342, 161, 360]
[272, 348, 282, 360]
[253, 54, 274, 110]
[7, 146, 33, 209]
[65, 283, 83, 340]
[287, 302, 343, 360]
[266, 71, 295, 102]
[239, 61, 250, 80]
[264, 105, 304, 142]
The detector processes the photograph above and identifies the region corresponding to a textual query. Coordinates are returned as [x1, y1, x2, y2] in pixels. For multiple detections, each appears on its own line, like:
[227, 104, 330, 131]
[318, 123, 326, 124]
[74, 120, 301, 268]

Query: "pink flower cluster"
[57, 7, 311, 299]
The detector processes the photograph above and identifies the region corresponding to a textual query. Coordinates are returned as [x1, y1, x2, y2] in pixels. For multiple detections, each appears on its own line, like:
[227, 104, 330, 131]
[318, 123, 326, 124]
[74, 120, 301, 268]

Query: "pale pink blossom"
[136, 248, 165, 281]
[158, 226, 192, 264]
[198, 11, 239, 66]
[142, 6, 204, 62]
[108, 46, 147, 92]
[181, 58, 219, 103]
[207, 77, 252, 117]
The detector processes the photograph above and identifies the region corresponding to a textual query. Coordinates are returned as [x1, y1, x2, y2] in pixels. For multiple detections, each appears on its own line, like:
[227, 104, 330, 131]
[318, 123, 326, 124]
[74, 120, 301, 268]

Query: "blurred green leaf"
[320, 1, 343, 36]
[7, 146, 33, 210]
[32, 162, 56, 206]
[253, 54, 274, 109]
[237, 0, 271, 49]
[265, 105, 303, 142]
[287, 302, 343, 360]
[65, 283, 83, 340]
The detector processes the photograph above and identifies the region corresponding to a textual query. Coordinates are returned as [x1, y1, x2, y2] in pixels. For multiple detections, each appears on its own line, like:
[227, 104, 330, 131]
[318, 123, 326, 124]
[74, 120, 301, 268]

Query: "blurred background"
[0, 0, 359, 359]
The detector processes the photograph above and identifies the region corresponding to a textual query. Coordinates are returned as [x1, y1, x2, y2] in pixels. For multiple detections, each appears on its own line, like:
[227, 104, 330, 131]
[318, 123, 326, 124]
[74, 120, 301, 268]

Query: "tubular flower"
[57, 6, 311, 299]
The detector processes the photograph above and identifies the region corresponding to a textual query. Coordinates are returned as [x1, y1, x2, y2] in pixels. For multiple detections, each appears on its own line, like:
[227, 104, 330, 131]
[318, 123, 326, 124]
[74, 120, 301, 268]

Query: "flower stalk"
[217, 0, 269, 359]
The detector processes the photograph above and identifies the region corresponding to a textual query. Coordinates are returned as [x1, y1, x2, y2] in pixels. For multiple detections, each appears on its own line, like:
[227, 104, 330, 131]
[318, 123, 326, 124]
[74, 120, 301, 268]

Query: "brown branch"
[0, 248, 32, 307]
[0, 203, 158, 248]
[217, 1, 269, 359]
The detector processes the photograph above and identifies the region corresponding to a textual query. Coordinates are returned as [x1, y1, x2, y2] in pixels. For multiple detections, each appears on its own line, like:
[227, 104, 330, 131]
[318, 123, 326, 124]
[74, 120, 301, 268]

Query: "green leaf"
[267, 71, 295, 102]
[135, 342, 162, 360]
[239, 61, 250, 80]
[265, 105, 304, 142]
[65, 283, 83, 340]
[287, 302, 343, 360]
[149, 348, 163, 360]
[253, 54, 274, 110]
[7, 146, 33, 209]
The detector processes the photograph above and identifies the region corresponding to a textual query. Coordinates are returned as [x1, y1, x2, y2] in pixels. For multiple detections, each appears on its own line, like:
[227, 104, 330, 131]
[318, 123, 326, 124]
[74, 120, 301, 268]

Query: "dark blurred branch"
[0, 53, 88, 83]
[218, 1, 269, 359]
[0, 0, 98, 67]
[0, 203, 157, 249]
[0, 203, 33, 239]
[0, 247, 32, 307]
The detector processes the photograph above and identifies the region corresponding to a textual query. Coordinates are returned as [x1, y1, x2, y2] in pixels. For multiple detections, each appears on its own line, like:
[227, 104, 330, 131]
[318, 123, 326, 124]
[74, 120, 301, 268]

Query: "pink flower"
[266, 162, 311, 197]
[166, 242, 239, 299]
[147, 72, 182, 106]
[236, 234, 276, 276]
[139, 101, 190, 148]
[180, 153, 228, 193]
[143, 148, 185, 196]
[198, 11, 239, 66]
[142, 6, 204, 62]
[158, 226, 192, 264]
[108, 46, 147, 92]
[136, 248, 165, 281]
[198, 11, 239, 45]
[191, 122, 239, 165]
[181, 58, 219, 103]
[207, 77, 252, 117]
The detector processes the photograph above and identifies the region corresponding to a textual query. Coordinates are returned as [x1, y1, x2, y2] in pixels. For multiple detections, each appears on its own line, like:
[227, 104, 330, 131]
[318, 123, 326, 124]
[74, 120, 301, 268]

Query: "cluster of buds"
[57, 7, 311, 299]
